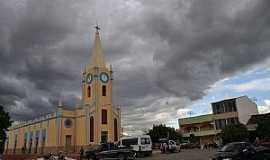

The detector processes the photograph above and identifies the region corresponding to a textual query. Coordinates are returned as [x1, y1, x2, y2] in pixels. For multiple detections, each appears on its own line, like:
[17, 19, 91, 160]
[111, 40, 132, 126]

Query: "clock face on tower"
[100, 72, 109, 83]
[86, 73, 93, 84]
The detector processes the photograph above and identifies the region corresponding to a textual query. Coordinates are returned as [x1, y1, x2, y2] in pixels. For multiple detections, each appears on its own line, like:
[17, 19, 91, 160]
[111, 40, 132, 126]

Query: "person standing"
[254, 137, 260, 146]
[80, 147, 84, 160]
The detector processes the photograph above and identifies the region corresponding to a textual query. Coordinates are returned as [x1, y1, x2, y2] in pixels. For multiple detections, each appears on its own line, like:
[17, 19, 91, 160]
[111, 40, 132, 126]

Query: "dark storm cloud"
[0, 0, 270, 132]
[0, 0, 82, 119]
[137, 0, 270, 100]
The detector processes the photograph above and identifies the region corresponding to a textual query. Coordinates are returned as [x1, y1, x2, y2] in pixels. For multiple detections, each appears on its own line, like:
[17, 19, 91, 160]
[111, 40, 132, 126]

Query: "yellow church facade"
[5, 28, 121, 154]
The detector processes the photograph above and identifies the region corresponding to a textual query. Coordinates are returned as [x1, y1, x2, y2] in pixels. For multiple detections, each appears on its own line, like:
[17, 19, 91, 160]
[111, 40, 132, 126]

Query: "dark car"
[85, 143, 136, 160]
[212, 142, 270, 160]
[258, 138, 270, 148]
[96, 148, 136, 160]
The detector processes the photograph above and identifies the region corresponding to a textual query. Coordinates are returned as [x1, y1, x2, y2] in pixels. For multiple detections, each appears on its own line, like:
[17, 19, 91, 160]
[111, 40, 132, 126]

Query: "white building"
[212, 96, 258, 130]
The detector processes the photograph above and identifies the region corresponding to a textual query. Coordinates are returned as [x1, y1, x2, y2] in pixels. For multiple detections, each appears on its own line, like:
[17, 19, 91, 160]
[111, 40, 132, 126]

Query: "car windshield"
[141, 138, 151, 145]
[220, 143, 243, 152]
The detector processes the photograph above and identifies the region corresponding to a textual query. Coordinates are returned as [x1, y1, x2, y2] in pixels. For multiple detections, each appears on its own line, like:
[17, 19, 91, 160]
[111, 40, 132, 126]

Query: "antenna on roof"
[187, 111, 194, 117]
[95, 23, 100, 32]
[251, 97, 257, 102]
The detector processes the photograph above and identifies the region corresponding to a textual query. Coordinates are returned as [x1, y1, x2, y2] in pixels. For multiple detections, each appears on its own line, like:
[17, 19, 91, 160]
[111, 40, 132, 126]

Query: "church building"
[5, 27, 121, 154]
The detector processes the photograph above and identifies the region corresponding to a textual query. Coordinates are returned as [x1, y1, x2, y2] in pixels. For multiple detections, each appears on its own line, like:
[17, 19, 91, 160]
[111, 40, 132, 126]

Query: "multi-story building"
[178, 96, 258, 145]
[212, 96, 258, 130]
[179, 114, 219, 145]
[5, 27, 121, 154]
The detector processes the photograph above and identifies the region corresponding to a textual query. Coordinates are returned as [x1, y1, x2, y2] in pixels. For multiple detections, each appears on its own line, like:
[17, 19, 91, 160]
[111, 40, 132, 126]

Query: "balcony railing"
[182, 129, 221, 137]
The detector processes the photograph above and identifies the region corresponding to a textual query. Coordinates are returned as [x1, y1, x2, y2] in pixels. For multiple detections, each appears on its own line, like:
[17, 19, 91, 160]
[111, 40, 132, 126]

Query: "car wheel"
[118, 154, 127, 160]
[132, 152, 137, 159]
[136, 152, 143, 158]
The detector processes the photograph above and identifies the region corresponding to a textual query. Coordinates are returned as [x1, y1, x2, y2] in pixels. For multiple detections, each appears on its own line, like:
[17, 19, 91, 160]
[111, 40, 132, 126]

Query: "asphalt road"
[137, 149, 216, 160]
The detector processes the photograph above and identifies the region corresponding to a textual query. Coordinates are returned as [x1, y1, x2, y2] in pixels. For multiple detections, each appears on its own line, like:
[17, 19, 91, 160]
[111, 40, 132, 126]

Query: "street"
[137, 149, 216, 160]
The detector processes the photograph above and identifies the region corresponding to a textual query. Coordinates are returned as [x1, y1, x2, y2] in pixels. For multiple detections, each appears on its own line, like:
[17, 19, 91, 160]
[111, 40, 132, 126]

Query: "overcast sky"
[0, 0, 270, 135]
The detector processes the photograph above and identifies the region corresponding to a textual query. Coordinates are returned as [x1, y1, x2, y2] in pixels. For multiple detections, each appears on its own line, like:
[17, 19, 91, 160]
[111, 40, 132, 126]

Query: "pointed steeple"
[88, 25, 106, 68]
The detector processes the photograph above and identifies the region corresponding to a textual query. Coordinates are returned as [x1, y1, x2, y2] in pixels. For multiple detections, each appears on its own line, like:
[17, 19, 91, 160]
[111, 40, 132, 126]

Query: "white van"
[120, 135, 152, 156]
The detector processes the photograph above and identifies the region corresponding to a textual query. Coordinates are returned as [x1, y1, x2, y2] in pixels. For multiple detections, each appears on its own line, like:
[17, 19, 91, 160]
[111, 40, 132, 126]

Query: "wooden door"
[65, 135, 72, 152]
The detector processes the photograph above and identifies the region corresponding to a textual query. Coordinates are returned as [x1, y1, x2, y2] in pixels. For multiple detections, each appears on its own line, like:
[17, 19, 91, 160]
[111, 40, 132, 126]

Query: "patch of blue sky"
[190, 67, 270, 116]
[225, 68, 270, 84]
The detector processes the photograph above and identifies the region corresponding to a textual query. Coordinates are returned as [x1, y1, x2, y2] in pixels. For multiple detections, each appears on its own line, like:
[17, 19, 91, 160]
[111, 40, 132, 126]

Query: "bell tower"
[82, 25, 112, 105]
[81, 25, 116, 144]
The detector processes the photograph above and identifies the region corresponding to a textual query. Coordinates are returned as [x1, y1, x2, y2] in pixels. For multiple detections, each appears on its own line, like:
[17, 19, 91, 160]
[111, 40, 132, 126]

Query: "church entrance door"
[65, 135, 72, 152]
[101, 131, 108, 143]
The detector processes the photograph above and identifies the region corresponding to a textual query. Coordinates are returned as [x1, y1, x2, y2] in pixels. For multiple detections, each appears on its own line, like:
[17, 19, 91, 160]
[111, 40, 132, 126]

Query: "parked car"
[120, 135, 152, 157]
[96, 148, 136, 160]
[159, 138, 181, 153]
[84, 143, 136, 160]
[179, 142, 189, 149]
[176, 142, 200, 149]
[37, 152, 76, 160]
[211, 142, 270, 160]
[258, 138, 270, 148]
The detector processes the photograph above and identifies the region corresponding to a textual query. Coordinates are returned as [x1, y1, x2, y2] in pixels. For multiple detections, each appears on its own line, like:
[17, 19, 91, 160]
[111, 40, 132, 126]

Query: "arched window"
[102, 109, 107, 124]
[90, 116, 94, 142]
[114, 118, 118, 141]
[87, 86, 91, 97]
[102, 85, 106, 96]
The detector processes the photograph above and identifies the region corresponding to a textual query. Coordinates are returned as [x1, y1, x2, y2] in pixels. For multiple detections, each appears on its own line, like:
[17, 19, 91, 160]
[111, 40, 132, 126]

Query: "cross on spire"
[95, 24, 100, 32]
[88, 23, 105, 68]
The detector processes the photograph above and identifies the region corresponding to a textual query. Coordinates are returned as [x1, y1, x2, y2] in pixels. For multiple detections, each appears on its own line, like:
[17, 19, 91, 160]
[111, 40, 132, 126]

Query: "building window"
[218, 104, 224, 113]
[41, 129, 46, 154]
[42, 129, 46, 140]
[87, 86, 91, 97]
[28, 132, 33, 154]
[23, 133, 27, 153]
[215, 120, 222, 129]
[34, 131, 39, 154]
[224, 102, 228, 112]
[102, 109, 107, 124]
[13, 135, 17, 154]
[213, 103, 225, 114]
[64, 119, 73, 128]
[212, 105, 217, 114]
[114, 118, 118, 141]
[215, 120, 225, 130]
[102, 85, 106, 96]
[90, 116, 94, 142]
[232, 101, 237, 112]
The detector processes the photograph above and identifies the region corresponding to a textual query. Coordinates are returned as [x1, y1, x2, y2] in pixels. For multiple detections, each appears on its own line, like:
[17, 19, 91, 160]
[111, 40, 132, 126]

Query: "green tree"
[147, 124, 182, 143]
[0, 105, 12, 154]
[221, 124, 249, 144]
[256, 118, 270, 139]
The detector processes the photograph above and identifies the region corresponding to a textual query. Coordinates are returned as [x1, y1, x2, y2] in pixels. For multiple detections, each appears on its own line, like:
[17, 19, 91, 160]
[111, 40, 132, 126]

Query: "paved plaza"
[138, 149, 216, 160]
